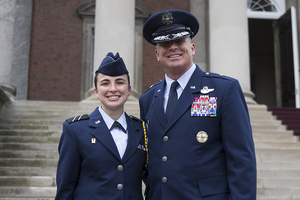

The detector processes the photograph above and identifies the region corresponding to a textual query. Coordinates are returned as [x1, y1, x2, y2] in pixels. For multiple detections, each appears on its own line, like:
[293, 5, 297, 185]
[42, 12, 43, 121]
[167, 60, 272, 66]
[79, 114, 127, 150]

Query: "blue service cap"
[96, 52, 128, 76]
[143, 9, 199, 45]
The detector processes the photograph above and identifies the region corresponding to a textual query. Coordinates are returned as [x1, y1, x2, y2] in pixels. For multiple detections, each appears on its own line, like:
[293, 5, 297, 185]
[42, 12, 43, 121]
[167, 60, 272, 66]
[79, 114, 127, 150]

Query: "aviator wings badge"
[200, 86, 214, 94]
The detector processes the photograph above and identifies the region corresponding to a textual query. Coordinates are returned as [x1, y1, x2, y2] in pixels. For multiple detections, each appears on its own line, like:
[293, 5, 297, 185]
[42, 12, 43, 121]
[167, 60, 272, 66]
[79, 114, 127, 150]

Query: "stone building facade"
[1, 0, 300, 108]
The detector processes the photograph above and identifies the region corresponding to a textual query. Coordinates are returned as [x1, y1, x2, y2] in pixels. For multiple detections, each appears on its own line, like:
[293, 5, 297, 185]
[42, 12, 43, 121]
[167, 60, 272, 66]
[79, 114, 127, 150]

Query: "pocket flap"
[198, 175, 229, 197]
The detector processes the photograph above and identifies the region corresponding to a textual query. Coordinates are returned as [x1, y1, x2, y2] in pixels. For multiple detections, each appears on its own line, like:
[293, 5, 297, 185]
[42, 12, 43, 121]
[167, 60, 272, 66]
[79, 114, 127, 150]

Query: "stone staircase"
[0, 100, 299, 199]
[0, 99, 139, 200]
[267, 107, 300, 136]
[251, 105, 300, 200]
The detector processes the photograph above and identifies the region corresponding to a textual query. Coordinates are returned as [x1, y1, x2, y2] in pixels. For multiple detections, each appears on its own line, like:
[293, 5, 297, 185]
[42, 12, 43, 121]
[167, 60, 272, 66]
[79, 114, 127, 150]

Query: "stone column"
[0, 0, 16, 100]
[93, 0, 136, 96]
[209, 0, 255, 104]
[190, 0, 207, 72]
[11, 0, 33, 100]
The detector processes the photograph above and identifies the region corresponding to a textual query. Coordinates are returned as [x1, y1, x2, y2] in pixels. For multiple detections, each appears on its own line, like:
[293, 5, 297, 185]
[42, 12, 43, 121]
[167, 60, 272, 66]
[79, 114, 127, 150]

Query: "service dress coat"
[139, 66, 257, 200]
[55, 108, 147, 200]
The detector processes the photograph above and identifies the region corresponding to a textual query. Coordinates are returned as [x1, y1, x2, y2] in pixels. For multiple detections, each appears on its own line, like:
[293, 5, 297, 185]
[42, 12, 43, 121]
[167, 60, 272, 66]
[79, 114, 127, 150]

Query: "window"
[247, 0, 286, 19]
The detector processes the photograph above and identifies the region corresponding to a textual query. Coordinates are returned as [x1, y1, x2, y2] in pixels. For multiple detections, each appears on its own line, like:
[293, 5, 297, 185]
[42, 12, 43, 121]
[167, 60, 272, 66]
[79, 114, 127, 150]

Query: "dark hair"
[94, 72, 131, 89]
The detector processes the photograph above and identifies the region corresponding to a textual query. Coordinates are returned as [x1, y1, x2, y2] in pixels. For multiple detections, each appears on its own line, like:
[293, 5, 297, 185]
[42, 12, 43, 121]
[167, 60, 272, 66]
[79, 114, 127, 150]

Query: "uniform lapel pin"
[95, 120, 100, 124]
[91, 138, 96, 143]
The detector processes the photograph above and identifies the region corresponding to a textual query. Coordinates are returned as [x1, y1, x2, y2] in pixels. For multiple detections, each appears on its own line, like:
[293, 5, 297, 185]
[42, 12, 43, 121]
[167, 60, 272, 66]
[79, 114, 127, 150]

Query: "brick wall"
[27, 0, 189, 101]
[28, 0, 84, 101]
[136, 0, 190, 92]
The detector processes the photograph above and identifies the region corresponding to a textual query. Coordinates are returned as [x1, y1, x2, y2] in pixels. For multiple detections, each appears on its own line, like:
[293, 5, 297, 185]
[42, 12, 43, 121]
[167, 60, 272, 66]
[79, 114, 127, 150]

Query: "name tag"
[191, 95, 217, 117]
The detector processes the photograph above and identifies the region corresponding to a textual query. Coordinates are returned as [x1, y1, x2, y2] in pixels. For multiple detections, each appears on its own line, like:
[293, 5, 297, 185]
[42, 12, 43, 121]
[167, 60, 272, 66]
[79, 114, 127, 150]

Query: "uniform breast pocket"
[189, 116, 218, 124]
[188, 116, 221, 142]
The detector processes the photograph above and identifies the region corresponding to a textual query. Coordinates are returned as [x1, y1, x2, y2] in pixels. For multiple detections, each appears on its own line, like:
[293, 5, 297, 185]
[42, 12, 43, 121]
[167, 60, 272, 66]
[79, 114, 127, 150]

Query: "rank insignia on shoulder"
[66, 114, 89, 124]
[191, 95, 217, 117]
[130, 115, 142, 122]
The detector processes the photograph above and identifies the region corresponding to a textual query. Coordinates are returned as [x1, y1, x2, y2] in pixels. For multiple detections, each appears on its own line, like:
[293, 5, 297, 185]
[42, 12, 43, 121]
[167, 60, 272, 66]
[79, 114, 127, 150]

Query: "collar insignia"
[161, 11, 173, 25]
[201, 86, 214, 94]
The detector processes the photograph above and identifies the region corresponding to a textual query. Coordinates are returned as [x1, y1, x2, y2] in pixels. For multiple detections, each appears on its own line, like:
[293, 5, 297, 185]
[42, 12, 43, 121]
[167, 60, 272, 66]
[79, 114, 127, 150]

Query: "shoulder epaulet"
[149, 80, 163, 88]
[204, 72, 231, 80]
[143, 80, 163, 94]
[130, 115, 142, 123]
[66, 114, 89, 124]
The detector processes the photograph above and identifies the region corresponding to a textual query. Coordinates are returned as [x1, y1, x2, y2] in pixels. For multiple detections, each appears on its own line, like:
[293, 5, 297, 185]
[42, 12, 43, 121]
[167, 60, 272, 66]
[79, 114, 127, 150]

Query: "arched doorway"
[248, 0, 300, 108]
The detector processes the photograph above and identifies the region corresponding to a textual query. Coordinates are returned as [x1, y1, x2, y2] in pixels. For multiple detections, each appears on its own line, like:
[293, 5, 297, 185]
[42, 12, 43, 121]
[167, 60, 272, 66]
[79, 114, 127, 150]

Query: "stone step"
[0, 114, 65, 120]
[256, 148, 300, 153]
[0, 176, 55, 187]
[0, 159, 57, 167]
[255, 142, 300, 149]
[251, 124, 287, 131]
[0, 187, 56, 198]
[249, 114, 276, 120]
[0, 119, 62, 126]
[0, 143, 58, 151]
[258, 162, 300, 170]
[0, 130, 60, 137]
[0, 150, 58, 159]
[257, 162, 300, 171]
[0, 109, 70, 116]
[257, 187, 300, 199]
[0, 136, 60, 143]
[258, 169, 300, 179]
[0, 124, 50, 130]
[0, 167, 56, 176]
[257, 178, 300, 189]
[249, 110, 274, 115]
[256, 149, 300, 162]
[253, 135, 299, 142]
[251, 119, 283, 126]
[0, 124, 62, 132]
[253, 130, 294, 135]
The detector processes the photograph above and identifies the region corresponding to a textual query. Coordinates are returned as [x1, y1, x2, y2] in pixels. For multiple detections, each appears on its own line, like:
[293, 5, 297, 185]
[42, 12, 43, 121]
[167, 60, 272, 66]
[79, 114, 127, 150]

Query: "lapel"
[121, 114, 142, 163]
[152, 80, 167, 129]
[89, 108, 121, 160]
[164, 66, 205, 133]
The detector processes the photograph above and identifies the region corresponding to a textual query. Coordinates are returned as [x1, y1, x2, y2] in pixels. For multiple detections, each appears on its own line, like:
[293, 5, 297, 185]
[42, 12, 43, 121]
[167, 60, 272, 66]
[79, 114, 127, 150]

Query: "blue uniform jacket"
[139, 66, 257, 200]
[55, 108, 147, 200]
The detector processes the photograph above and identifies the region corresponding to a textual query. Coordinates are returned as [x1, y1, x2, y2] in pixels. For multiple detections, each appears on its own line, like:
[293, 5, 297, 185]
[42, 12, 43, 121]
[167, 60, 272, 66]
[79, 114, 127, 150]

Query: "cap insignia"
[161, 11, 173, 25]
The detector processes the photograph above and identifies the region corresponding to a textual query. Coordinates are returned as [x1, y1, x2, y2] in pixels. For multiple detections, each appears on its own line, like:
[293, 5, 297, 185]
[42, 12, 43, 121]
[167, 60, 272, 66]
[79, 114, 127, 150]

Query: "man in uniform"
[139, 9, 256, 200]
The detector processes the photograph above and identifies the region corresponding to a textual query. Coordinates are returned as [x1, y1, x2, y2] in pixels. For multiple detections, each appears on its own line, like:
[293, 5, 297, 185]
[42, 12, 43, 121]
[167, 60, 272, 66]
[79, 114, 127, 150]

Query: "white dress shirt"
[98, 107, 128, 159]
[164, 63, 196, 112]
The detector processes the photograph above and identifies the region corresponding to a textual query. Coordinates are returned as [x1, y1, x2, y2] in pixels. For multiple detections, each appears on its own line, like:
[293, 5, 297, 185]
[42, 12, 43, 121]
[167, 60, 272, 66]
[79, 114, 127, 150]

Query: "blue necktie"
[166, 81, 179, 121]
[110, 121, 126, 133]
